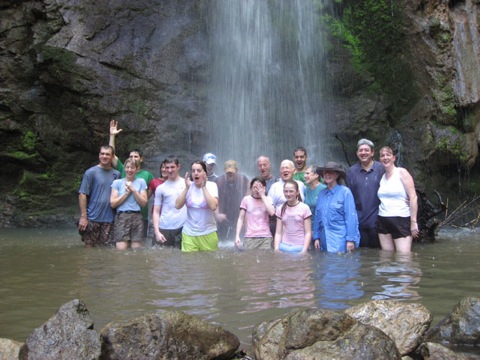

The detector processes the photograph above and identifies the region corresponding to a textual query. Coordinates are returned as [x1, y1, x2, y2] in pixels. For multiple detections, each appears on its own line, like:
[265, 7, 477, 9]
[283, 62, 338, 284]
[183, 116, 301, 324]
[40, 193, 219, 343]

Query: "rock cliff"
[0, 0, 478, 226]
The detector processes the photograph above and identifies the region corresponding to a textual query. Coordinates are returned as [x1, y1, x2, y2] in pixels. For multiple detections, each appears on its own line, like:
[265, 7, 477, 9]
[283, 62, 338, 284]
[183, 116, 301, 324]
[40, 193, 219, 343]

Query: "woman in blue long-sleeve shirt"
[313, 162, 360, 253]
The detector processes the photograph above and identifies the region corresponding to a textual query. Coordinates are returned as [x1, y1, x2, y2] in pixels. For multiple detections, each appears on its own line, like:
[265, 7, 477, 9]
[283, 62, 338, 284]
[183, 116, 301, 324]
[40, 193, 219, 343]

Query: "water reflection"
[0, 228, 479, 350]
[312, 252, 364, 310]
[373, 251, 422, 301]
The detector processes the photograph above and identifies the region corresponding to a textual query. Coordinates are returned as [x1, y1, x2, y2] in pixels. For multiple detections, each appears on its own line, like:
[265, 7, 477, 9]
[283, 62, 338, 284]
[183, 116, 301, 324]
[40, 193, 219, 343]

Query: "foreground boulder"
[417, 342, 470, 360]
[0, 338, 23, 360]
[18, 299, 101, 360]
[345, 300, 433, 355]
[425, 297, 480, 345]
[252, 308, 401, 360]
[100, 311, 240, 360]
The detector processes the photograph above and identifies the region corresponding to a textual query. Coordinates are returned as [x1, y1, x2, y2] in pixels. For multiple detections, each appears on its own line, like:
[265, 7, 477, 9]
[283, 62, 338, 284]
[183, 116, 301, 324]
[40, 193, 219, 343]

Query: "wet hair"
[250, 176, 266, 189]
[100, 145, 115, 156]
[163, 156, 180, 166]
[281, 180, 303, 216]
[190, 160, 207, 173]
[124, 158, 140, 169]
[129, 148, 143, 158]
[294, 146, 307, 156]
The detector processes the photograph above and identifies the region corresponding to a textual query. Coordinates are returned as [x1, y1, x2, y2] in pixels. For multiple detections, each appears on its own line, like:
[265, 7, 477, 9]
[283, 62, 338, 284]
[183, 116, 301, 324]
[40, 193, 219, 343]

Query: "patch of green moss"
[22, 131, 37, 152]
[435, 127, 469, 164]
[9, 151, 36, 160]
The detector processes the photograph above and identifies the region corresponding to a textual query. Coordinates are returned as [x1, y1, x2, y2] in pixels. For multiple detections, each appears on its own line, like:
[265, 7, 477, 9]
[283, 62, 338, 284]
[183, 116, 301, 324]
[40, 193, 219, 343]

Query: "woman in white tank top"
[377, 146, 419, 252]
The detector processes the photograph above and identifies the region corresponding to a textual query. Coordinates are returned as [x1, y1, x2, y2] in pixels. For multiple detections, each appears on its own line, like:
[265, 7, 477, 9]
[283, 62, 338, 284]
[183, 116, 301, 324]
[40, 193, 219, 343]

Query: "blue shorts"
[279, 242, 303, 253]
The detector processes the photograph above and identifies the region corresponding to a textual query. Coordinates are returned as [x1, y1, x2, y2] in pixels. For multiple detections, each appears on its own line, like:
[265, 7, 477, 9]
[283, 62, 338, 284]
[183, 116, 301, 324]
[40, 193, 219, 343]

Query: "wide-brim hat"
[317, 161, 346, 179]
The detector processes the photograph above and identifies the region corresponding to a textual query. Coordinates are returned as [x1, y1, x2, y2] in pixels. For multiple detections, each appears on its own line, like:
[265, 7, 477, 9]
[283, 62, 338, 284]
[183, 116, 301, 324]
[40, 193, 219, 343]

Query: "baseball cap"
[203, 153, 216, 165]
[224, 160, 238, 173]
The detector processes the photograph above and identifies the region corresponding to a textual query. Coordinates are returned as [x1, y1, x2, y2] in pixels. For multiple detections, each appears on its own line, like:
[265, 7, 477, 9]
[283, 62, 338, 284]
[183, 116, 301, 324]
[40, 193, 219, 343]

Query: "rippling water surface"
[1, 227, 479, 350]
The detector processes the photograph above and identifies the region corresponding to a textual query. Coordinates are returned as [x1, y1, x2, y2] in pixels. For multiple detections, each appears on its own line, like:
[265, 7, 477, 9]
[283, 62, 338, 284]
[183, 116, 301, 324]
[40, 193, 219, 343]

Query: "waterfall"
[206, 0, 335, 176]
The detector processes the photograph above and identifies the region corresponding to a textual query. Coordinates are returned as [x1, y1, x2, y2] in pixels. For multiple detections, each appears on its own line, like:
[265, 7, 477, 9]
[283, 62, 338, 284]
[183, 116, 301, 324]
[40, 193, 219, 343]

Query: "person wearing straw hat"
[313, 161, 360, 253]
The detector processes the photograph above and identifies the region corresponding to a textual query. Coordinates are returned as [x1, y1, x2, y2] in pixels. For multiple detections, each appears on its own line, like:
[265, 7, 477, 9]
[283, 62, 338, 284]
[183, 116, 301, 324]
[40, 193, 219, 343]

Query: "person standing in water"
[274, 180, 312, 254]
[78, 145, 120, 247]
[175, 160, 219, 252]
[235, 177, 275, 250]
[304, 165, 326, 234]
[346, 139, 385, 248]
[292, 146, 308, 185]
[377, 146, 419, 252]
[152, 157, 187, 249]
[313, 162, 359, 253]
[110, 158, 148, 250]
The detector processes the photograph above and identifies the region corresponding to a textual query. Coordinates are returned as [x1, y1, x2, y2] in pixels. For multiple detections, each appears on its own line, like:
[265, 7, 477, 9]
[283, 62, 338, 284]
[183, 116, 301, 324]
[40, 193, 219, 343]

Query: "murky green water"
[1, 227, 479, 351]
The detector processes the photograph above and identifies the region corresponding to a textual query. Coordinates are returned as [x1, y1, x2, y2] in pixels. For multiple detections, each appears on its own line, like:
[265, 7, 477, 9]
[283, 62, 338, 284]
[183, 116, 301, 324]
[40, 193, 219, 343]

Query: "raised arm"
[109, 120, 122, 168]
[175, 173, 190, 209]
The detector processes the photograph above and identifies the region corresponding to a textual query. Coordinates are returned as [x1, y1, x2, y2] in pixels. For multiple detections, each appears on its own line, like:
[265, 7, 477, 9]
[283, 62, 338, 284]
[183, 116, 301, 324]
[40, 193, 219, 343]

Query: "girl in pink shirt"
[274, 180, 312, 254]
[235, 177, 275, 249]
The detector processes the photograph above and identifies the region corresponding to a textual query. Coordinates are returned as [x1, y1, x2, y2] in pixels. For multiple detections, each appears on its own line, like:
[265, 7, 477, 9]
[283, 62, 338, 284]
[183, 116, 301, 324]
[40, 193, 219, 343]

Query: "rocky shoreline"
[1, 297, 479, 359]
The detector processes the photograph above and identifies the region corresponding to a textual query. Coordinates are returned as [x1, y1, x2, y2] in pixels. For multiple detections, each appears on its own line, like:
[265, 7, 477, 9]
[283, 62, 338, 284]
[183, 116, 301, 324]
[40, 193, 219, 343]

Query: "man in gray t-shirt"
[78, 145, 120, 247]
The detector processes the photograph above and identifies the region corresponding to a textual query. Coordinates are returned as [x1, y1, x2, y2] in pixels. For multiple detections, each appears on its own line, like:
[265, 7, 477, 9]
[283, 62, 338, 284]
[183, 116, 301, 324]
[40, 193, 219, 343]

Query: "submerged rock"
[426, 296, 480, 346]
[252, 308, 401, 360]
[345, 300, 433, 355]
[100, 311, 240, 360]
[18, 299, 101, 360]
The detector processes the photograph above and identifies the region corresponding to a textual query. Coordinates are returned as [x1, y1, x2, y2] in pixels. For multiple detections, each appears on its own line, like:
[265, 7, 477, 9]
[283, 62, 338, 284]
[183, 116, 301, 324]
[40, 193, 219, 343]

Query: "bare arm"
[110, 186, 129, 209]
[400, 168, 419, 238]
[109, 120, 122, 168]
[78, 193, 88, 230]
[274, 217, 282, 251]
[301, 217, 312, 253]
[133, 188, 148, 208]
[235, 209, 246, 248]
[175, 173, 190, 209]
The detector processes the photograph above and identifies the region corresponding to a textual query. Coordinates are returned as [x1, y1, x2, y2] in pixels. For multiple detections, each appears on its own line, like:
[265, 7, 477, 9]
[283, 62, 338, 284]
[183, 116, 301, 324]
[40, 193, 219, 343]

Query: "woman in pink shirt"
[235, 177, 275, 249]
[274, 180, 312, 254]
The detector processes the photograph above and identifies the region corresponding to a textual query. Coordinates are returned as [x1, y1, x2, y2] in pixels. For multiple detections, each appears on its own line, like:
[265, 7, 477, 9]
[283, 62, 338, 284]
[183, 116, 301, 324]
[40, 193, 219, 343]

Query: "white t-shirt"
[183, 181, 219, 236]
[154, 178, 187, 230]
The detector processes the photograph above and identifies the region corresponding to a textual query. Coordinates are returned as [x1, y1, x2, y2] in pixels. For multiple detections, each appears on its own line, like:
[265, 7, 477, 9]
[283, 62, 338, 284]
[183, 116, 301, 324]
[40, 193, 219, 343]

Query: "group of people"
[78, 121, 418, 254]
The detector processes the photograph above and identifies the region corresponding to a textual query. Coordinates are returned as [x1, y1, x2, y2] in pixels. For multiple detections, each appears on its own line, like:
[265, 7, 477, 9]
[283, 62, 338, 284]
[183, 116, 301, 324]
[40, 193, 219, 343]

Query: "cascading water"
[206, 0, 336, 176]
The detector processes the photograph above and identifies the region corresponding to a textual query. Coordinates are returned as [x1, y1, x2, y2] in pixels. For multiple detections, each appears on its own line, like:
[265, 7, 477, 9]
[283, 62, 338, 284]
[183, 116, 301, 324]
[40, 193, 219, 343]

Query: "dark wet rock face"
[1, 1, 480, 225]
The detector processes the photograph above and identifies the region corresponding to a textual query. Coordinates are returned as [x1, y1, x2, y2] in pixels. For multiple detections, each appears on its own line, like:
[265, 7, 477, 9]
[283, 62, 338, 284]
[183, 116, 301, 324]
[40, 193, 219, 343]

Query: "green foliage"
[323, 0, 418, 120]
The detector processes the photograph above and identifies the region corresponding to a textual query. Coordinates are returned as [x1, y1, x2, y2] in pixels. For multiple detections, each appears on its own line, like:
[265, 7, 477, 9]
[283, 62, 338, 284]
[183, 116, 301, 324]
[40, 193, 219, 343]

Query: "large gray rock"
[0, 338, 23, 360]
[417, 342, 470, 360]
[100, 311, 240, 360]
[426, 297, 480, 345]
[18, 299, 101, 360]
[252, 308, 401, 360]
[345, 300, 433, 355]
